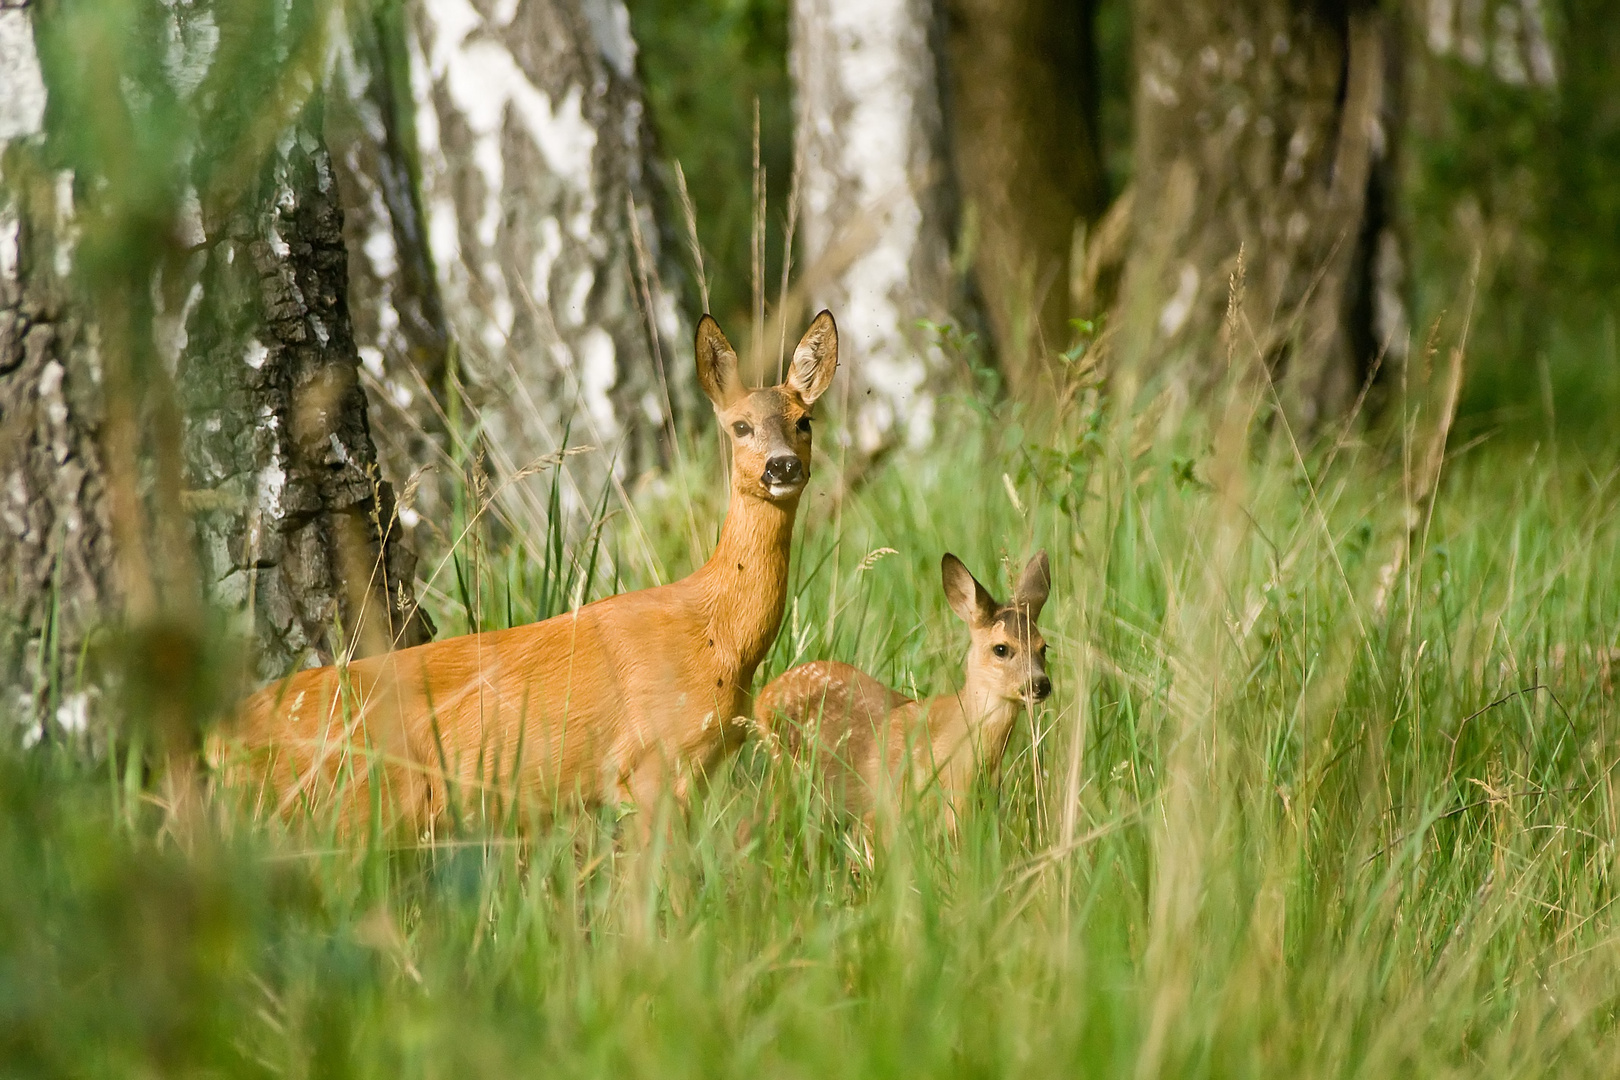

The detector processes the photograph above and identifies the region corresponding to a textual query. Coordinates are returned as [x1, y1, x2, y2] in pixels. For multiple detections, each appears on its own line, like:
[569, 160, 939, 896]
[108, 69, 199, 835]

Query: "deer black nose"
[763, 455, 804, 487]
[1032, 675, 1052, 701]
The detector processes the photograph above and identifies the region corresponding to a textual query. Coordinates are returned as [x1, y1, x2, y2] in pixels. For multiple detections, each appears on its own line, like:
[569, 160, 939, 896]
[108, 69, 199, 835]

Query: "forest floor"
[5, 373, 1620, 1077]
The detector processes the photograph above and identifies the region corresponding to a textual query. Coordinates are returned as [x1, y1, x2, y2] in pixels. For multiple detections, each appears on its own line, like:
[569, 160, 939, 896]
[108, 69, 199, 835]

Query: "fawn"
[220, 312, 839, 830]
[753, 551, 1050, 828]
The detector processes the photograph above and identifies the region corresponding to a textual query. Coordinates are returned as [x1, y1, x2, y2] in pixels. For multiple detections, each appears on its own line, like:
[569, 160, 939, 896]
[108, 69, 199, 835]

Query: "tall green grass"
[6, 361, 1620, 1076]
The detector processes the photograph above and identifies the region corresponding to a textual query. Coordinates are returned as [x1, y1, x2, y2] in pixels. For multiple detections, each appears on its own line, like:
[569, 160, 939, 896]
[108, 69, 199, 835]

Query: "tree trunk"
[325, 2, 455, 529]
[1120, 0, 1401, 432]
[1, 0, 432, 737]
[944, 0, 1108, 396]
[792, 0, 960, 453]
[0, 8, 114, 725]
[354, 0, 683, 524]
[178, 100, 436, 683]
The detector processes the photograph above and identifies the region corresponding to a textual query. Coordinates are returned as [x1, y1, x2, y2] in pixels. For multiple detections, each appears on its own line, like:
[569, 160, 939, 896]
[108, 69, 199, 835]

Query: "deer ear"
[1014, 550, 1050, 622]
[696, 315, 744, 409]
[942, 554, 997, 628]
[786, 310, 838, 406]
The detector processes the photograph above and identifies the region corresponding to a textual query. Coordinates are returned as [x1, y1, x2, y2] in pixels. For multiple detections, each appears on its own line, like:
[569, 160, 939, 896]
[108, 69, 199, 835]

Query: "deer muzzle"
[762, 454, 805, 494]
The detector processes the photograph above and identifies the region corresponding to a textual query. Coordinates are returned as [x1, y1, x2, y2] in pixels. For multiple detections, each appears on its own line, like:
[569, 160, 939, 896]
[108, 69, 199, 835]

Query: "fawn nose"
[1032, 675, 1052, 701]
[762, 455, 804, 488]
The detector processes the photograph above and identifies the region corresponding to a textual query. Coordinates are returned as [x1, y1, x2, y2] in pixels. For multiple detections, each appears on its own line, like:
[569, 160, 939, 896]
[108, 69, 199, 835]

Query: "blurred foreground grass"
[5, 377, 1620, 1078]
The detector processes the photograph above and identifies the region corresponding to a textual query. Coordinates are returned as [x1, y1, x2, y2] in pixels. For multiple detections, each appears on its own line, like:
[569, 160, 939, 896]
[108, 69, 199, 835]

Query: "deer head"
[696, 312, 838, 504]
[942, 551, 1052, 706]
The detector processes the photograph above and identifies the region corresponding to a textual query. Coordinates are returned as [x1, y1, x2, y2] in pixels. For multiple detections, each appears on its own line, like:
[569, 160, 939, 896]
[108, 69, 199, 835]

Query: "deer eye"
[732, 421, 753, 438]
[992, 644, 1011, 659]
[796, 416, 811, 433]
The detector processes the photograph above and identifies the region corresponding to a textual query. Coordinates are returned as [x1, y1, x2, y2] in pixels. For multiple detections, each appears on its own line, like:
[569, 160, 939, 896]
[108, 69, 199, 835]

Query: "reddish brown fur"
[754, 552, 1051, 827]
[218, 314, 839, 830]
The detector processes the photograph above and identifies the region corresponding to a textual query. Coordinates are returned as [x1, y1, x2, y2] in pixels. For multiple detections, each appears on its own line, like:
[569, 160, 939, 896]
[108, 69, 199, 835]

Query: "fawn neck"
[695, 487, 798, 674]
[931, 657, 1023, 768]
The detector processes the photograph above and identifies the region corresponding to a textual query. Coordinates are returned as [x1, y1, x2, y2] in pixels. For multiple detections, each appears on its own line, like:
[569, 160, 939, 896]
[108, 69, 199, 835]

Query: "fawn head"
[942, 551, 1052, 705]
[696, 311, 838, 503]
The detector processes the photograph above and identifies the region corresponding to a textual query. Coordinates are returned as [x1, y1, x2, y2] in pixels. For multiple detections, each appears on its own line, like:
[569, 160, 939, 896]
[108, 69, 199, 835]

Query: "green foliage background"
[1405, 0, 1620, 441]
[630, 0, 1620, 441]
[627, 0, 794, 327]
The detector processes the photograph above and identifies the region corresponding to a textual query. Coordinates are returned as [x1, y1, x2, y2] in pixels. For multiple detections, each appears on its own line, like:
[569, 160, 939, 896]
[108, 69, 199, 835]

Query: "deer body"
[223, 314, 839, 827]
[754, 552, 1051, 825]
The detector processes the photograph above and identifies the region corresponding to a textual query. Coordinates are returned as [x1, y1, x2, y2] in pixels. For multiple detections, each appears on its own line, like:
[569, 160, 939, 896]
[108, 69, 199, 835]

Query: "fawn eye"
[732, 421, 753, 438]
[993, 644, 1011, 659]
[796, 416, 811, 433]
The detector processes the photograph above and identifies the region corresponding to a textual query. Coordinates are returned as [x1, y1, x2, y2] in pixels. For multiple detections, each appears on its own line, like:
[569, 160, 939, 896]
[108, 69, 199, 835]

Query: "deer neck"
[695, 487, 798, 675]
[926, 671, 1022, 785]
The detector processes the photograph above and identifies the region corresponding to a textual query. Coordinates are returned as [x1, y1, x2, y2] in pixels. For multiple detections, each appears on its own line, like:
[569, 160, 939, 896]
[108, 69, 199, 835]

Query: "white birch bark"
[1, 0, 433, 723]
[791, 0, 958, 454]
[326, 6, 454, 530]
[177, 104, 436, 682]
[332, 0, 683, 528]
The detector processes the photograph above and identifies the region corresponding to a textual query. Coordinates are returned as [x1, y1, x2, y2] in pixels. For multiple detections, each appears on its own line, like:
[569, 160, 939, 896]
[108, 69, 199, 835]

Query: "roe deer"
[753, 551, 1050, 828]
[220, 312, 839, 830]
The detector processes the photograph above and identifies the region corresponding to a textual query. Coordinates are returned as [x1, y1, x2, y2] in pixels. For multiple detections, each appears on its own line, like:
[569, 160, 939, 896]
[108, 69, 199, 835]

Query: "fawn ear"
[786, 310, 838, 406]
[696, 315, 745, 409]
[942, 554, 997, 628]
[1014, 550, 1050, 622]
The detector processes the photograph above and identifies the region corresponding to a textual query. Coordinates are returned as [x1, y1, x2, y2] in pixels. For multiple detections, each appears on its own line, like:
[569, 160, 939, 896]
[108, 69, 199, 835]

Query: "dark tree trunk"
[1120, 0, 1401, 431]
[325, 2, 455, 529]
[0, 164, 116, 724]
[945, 0, 1108, 395]
[179, 102, 435, 684]
[1, 0, 433, 738]
[1, 4, 113, 728]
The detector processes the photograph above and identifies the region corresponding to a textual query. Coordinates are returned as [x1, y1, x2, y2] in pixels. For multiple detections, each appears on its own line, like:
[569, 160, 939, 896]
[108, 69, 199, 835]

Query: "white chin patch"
[767, 482, 802, 499]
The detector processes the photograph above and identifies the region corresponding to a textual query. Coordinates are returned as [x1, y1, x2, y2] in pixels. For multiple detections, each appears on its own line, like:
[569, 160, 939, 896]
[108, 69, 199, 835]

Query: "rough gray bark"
[944, 0, 1108, 397]
[179, 105, 436, 683]
[326, 2, 455, 531]
[792, 0, 960, 453]
[0, 5, 113, 728]
[1, 0, 433, 728]
[1119, 0, 1401, 431]
[0, 175, 116, 725]
[345, 0, 683, 527]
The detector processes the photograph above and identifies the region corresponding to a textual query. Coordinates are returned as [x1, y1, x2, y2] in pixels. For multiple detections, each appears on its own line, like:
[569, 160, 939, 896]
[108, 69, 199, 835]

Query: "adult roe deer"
[220, 312, 839, 829]
[753, 551, 1050, 828]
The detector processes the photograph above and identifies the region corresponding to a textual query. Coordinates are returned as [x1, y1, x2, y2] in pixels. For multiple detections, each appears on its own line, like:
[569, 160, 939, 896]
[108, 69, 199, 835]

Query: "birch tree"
[325, 2, 454, 524]
[1406, 0, 1561, 363]
[328, 0, 685, 532]
[177, 99, 436, 682]
[1, 0, 431, 744]
[791, 0, 959, 454]
[0, 1, 113, 730]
